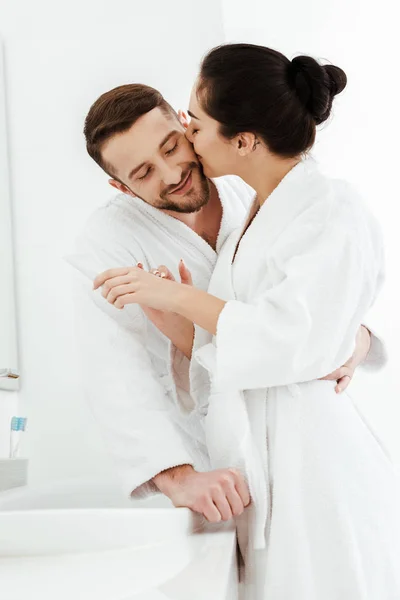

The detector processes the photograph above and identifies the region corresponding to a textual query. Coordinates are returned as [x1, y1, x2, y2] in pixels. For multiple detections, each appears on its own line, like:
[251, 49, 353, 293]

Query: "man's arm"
[320, 324, 388, 393]
[67, 214, 251, 519]
[72, 271, 195, 498]
[360, 324, 388, 372]
[73, 274, 250, 519]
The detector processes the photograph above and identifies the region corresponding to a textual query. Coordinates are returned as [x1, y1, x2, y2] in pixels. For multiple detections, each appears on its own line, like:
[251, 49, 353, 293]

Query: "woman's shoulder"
[297, 160, 378, 234]
[327, 176, 381, 242]
[272, 168, 382, 262]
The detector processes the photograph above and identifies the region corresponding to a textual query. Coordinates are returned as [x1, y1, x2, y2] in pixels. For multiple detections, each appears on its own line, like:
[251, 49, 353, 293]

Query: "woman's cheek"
[198, 137, 212, 161]
[192, 136, 201, 156]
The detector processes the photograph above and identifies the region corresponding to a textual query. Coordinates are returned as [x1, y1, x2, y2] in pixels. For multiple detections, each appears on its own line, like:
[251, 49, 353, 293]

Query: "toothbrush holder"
[0, 458, 28, 492]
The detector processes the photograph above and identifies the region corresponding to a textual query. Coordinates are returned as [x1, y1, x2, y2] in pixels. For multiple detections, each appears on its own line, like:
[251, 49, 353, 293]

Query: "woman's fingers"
[101, 275, 132, 299]
[93, 267, 130, 290]
[106, 283, 135, 304]
[114, 293, 137, 309]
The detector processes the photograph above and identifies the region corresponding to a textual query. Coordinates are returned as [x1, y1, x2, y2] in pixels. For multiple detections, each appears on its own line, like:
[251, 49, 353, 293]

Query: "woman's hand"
[93, 260, 195, 358]
[93, 262, 184, 312]
[319, 325, 371, 393]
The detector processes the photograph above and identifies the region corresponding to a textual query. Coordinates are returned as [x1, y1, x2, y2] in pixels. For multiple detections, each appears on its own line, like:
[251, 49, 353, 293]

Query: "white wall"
[222, 0, 400, 464]
[0, 0, 224, 483]
[1, 0, 399, 486]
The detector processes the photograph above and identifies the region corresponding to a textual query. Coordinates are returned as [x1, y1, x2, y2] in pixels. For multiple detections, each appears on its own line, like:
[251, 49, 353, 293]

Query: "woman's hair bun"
[289, 55, 347, 125]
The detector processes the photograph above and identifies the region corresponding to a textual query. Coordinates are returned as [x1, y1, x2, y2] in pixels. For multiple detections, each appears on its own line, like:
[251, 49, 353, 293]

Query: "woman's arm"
[169, 285, 226, 335]
[177, 225, 380, 391]
[94, 217, 382, 392]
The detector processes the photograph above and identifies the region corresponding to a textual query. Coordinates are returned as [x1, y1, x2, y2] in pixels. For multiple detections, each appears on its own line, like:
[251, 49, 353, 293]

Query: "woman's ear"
[108, 179, 135, 197]
[235, 132, 258, 156]
[178, 109, 189, 129]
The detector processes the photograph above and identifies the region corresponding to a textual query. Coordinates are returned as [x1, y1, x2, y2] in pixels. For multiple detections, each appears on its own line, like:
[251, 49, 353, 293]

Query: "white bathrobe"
[188, 158, 400, 599]
[67, 170, 385, 503]
[67, 176, 256, 496]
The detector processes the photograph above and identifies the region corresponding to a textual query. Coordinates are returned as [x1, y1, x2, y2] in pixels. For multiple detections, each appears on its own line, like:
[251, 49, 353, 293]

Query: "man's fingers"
[179, 259, 193, 285]
[229, 468, 250, 507]
[211, 489, 233, 521]
[155, 265, 175, 281]
[225, 487, 246, 517]
[336, 375, 351, 394]
[201, 498, 222, 523]
[178, 109, 189, 129]
[319, 366, 351, 382]
[319, 366, 353, 393]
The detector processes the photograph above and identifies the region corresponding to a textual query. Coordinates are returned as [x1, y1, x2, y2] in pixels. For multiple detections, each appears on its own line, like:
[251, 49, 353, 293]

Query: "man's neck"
[194, 181, 223, 250]
[165, 181, 223, 249]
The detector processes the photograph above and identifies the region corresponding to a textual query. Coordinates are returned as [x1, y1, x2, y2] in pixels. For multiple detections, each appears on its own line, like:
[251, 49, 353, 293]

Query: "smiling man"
[68, 84, 385, 523]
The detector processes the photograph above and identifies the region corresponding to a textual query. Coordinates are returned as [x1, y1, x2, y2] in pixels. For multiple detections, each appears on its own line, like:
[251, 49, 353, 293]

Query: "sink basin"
[0, 477, 238, 600]
[0, 476, 199, 557]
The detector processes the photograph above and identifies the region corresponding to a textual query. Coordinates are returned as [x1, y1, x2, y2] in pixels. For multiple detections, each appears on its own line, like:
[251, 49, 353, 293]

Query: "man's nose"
[161, 164, 182, 186]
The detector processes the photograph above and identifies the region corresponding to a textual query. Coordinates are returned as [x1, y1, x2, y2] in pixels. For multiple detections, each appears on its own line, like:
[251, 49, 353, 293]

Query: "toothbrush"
[9, 417, 27, 459]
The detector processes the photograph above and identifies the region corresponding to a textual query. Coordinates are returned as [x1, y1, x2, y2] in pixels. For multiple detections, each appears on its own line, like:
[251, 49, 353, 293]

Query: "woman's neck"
[238, 152, 301, 207]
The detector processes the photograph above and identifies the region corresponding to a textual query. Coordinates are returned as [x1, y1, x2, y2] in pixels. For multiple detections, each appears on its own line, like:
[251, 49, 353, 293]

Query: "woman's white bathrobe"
[188, 158, 400, 599]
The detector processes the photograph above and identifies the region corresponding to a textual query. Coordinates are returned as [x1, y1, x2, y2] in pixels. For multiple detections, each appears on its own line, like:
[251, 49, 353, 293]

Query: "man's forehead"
[102, 107, 181, 177]
[133, 106, 177, 136]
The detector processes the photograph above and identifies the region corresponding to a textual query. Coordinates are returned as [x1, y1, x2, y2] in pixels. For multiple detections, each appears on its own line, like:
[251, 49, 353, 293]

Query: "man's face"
[102, 107, 210, 213]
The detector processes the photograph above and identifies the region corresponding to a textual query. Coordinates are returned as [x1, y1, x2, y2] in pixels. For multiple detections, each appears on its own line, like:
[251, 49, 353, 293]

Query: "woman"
[93, 44, 400, 599]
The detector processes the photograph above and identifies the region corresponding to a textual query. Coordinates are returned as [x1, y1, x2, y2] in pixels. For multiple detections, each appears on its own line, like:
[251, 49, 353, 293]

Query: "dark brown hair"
[84, 84, 177, 177]
[197, 43, 347, 157]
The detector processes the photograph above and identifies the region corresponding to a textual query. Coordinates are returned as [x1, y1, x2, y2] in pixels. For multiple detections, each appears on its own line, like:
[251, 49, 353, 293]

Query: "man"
[68, 84, 385, 523]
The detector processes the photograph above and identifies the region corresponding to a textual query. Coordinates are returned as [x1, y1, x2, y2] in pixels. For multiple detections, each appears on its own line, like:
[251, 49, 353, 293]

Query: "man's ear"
[108, 179, 135, 197]
[178, 109, 189, 130]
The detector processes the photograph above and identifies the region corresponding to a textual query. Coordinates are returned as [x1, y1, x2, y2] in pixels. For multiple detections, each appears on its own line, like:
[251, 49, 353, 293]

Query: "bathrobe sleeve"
[195, 202, 384, 391]
[68, 231, 195, 499]
[360, 325, 388, 371]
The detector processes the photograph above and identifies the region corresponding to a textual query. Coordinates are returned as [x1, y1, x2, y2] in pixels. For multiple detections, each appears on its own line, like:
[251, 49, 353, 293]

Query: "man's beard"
[131, 162, 211, 214]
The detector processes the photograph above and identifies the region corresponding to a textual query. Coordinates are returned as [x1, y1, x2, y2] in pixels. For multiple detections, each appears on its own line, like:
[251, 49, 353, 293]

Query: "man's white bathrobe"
[188, 158, 400, 599]
[68, 176, 256, 496]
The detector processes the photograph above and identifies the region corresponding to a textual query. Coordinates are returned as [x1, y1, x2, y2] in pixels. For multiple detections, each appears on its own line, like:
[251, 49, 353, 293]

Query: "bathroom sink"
[0, 477, 238, 600]
[0, 476, 200, 557]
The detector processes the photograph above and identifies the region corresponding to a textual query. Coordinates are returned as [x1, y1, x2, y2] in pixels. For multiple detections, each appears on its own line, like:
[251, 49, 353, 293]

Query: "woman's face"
[185, 85, 238, 179]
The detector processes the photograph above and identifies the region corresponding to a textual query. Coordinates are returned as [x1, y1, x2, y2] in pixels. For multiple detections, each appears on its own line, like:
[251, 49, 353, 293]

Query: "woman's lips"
[171, 171, 192, 195]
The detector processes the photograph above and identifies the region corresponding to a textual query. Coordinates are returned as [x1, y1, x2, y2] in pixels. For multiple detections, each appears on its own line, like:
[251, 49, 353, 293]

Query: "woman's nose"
[184, 127, 193, 143]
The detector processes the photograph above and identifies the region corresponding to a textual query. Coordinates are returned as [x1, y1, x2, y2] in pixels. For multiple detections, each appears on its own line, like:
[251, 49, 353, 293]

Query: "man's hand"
[138, 261, 194, 359]
[320, 325, 371, 393]
[153, 464, 250, 523]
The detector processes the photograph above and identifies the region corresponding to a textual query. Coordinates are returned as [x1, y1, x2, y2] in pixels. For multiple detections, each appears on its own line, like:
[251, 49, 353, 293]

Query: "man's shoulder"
[212, 175, 256, 210]
[80, 193, 143, 242]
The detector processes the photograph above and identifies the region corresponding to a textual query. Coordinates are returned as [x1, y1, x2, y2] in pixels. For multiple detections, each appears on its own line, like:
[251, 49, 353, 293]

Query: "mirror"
[0, 38, 19, 391]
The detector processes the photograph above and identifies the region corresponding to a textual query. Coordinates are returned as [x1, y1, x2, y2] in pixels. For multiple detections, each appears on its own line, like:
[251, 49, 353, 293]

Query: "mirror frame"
[0, 38, 19, 392]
